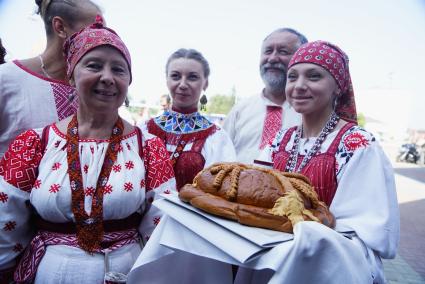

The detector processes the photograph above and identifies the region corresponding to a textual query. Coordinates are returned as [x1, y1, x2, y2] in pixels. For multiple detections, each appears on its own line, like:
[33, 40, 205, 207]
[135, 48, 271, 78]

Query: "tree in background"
[357, 112, 366, 128]
[203, 87, 237, 115]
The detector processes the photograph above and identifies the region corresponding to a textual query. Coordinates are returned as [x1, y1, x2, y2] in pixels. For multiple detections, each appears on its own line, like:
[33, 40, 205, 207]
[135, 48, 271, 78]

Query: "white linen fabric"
[0, 61, 78, 158]
[223, 93, 300, 164]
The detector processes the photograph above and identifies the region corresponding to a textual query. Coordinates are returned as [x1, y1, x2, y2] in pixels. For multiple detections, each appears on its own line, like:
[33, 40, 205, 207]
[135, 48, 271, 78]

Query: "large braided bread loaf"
[179, 162, 335, 233]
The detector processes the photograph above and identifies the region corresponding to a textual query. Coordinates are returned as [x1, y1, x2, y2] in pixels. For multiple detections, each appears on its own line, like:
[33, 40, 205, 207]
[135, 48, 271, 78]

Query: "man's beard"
[260, 63, 287, 92]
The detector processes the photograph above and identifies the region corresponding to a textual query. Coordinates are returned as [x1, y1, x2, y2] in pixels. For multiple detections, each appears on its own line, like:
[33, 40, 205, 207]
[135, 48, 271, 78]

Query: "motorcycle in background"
[396, 143, 420, 164]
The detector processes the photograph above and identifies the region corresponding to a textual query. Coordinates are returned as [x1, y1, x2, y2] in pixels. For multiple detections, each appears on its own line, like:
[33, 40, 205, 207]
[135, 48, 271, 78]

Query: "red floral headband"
[289, 40, 357, 123]
[63, 17, 132, 82]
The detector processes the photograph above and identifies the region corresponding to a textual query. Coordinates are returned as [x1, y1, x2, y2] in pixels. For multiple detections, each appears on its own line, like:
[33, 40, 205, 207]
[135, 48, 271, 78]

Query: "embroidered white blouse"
[0, 124, 176, 276]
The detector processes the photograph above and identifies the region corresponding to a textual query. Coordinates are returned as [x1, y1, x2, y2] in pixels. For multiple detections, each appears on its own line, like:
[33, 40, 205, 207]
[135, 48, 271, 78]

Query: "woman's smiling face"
[286, 62, 339, 117]
[72, 45, 131, 112]
[166, 58, 208, 112]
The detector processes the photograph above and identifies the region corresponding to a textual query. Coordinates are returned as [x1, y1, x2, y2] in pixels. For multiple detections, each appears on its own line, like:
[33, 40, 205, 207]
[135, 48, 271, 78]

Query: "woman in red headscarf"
[0, 21, 175, 283]
[254, 41, 400, 283]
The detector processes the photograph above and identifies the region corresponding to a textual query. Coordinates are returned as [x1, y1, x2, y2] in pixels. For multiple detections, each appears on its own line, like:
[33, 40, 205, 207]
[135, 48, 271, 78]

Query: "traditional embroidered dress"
[0, 124, 175, 283]
[126, 41, 399, 284]
[248, 123, 399, 283]
[145, 109, 236, 190]
[249, 41, 399, 283]
[0, 61, 78, 158]
[223, 93, 301, 164]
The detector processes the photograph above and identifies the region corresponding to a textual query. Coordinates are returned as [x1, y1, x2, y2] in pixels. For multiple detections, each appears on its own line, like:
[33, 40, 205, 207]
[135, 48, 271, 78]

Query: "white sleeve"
[0, 130, 43, 269]
[202, 128, 237, 167]
[0, 179, 32, 269]
[331, 143, 400, 259]
[222, 105, 238, 143]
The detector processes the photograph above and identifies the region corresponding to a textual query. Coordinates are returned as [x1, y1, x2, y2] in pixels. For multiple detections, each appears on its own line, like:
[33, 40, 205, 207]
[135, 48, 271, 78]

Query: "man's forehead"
[262, 31, 299, 48]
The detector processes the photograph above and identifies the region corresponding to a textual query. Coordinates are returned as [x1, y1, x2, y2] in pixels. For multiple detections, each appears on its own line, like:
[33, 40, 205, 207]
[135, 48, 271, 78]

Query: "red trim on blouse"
[13, 60, 71, 85]
[51, 123, 138, 142]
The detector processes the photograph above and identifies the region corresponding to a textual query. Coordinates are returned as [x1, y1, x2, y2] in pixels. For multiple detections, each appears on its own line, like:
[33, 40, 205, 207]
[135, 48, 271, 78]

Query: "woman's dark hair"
[166, 48, 210, 78]
[35, 0, 99, 36]
[0, 38, 6, 64]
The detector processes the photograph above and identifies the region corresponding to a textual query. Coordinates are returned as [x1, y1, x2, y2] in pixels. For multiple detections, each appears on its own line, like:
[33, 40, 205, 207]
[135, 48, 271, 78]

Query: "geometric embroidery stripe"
[51, 83, 78, 120]
[14, 229, 139, 282]
[259, 106, 282, 149]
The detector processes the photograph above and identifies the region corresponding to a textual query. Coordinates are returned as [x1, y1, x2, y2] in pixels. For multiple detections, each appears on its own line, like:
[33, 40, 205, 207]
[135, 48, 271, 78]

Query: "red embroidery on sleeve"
[0, 130, 43, 192]
[343, 132, 370, 152]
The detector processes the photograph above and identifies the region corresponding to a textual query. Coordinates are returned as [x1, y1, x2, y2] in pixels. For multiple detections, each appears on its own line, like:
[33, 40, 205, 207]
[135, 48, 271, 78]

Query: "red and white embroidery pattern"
[3, 221, 16, 231]
[0, 130, 42, 192]
[112, 164, 121, 173]
[14, 229, 139, 283]
[143, 137, 174, 190]
[85, 186, 95, 196]
[52, 162, 61, 171]
[51, 83, 78, 120]
[83, 164, 89, 174]
[49, 184, 61, 193]
[260, 106, 283, 149]
[125, 161, 134, 170]
[124, 182, 133, 192]
[153, 216, 161, 225]
[140, 179, 145, 189]
[103, 184, 113, 194]
[343, 132, 370, 152]
[34, 179, 42, 189]
[0, 192, 8, 203]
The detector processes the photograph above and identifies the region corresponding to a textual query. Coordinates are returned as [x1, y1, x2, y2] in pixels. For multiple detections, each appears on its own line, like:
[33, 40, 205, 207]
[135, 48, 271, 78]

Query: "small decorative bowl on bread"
[178, 162, 335, 233]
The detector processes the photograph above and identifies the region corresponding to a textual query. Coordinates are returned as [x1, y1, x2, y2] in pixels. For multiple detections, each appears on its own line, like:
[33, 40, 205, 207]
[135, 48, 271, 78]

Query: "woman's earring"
[333, 96, 339, 112]
[200, 94, 207, 111]
[125, 96, 130, 107]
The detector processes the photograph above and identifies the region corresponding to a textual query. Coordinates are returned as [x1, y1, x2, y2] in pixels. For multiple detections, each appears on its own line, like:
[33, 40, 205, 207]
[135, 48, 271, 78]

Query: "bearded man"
[223, 28, 307, 163]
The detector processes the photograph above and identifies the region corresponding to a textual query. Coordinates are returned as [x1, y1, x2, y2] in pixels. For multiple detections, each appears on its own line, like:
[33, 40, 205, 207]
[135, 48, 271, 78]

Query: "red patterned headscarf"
[288, 40, 357, 123]
[63, 17, 132, 83]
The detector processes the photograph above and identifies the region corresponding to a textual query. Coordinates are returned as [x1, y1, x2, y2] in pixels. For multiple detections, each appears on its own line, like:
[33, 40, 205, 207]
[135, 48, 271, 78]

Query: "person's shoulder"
[0, 60, 16, 70]
[340, 124, 376, 152]
[0, 61, 18, 79]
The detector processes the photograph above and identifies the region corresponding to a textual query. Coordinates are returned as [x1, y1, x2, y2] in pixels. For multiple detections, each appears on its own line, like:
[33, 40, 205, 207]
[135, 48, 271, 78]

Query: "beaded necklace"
[285, 112, 340, 173]
[66, 114, 123, 252]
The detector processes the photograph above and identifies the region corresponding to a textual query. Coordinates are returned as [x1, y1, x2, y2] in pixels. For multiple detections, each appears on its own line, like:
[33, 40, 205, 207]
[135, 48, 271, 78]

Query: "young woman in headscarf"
[0, 21, 175, 284]
[143, 48, 236, 190]
[0, 0, 102, 159]
[252, 40, 400, 283]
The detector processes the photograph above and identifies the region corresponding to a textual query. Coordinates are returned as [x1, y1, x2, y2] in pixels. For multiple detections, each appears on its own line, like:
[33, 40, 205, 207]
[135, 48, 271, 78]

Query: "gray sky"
[1, 0, 424, 130]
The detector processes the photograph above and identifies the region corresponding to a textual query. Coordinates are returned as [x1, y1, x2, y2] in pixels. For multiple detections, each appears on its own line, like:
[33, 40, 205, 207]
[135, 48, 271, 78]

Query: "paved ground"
[381, 150, 425, 283]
